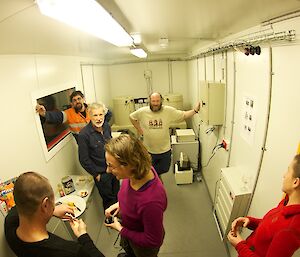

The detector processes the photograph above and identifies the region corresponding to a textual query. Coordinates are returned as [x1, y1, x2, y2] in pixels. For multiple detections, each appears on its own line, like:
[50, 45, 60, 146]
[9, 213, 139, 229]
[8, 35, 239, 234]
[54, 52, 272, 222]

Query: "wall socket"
[222, 139, 230, 151]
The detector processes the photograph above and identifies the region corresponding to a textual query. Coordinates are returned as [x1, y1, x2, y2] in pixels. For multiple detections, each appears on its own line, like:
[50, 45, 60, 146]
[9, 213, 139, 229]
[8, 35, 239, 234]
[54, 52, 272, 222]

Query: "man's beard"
[150, 103, 162, 112]
[74, 103, 83, 112]
[92, 120, 104, 128]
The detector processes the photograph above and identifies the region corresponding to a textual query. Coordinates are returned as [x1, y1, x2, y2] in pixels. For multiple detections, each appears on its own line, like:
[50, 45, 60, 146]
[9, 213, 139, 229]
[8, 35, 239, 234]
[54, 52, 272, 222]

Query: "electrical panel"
[199, 81, 225, 125]
[213, 167, 252, 240]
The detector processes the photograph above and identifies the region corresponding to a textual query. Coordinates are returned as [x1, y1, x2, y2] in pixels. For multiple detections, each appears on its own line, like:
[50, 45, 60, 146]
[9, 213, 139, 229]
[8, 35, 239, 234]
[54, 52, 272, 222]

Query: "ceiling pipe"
[261, 9, 300, 26]
[81, 29, 296, 66]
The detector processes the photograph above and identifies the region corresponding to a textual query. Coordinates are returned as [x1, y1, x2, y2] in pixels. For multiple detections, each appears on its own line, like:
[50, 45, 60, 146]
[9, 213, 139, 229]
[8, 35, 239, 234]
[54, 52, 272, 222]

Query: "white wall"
[248, 44, 300, 215]
[107, 61, 189, 106]
[187, 59, 200, 130]
[0, 54, 90, 257]
[186, 17, 300, 257]
[81, 64, 112, 108]
[109, 63, 150, 98]
[229, 48, 271, 179]
[1, 55, 84, 183]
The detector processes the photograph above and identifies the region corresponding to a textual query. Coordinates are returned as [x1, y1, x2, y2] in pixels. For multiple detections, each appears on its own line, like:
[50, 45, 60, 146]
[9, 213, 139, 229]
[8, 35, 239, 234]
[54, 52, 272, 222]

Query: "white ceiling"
[0, 0, 299, 61]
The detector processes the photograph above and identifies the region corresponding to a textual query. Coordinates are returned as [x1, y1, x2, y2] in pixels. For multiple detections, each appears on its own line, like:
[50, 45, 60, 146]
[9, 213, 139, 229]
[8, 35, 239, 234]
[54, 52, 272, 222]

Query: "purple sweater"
[119, 168, 167, 248]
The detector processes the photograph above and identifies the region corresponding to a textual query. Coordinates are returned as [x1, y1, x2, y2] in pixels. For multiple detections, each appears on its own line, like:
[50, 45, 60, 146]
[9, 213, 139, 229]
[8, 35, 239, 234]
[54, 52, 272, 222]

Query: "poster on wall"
[240, 95, 257, 145]
[37, 88, 75, 151]
[32, 83, 76, 162]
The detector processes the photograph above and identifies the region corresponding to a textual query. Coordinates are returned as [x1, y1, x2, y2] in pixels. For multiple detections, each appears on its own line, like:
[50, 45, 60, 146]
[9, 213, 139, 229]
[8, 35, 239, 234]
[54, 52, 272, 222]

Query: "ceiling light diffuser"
[159, 38, 169, 48]
[130, 48, 147, 58]
[36, 0, 133, 47]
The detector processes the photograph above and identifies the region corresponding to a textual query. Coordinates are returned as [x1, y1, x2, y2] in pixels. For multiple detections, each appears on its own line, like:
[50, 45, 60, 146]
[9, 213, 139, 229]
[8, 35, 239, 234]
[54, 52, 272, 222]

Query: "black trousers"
[151, 150, 172, 175]
[94, 173, 120, 210]
[120, 236, 160, 257]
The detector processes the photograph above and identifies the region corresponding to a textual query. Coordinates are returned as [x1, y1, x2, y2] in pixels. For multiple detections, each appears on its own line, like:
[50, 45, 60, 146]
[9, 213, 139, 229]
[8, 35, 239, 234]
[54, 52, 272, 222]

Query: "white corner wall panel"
[229, 48, 271, 179]
[248, 44, 300, 218]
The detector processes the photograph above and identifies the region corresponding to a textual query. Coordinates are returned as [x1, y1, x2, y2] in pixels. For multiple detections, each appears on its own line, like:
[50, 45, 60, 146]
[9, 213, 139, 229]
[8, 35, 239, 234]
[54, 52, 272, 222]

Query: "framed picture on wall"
[32, 83, 76, 162]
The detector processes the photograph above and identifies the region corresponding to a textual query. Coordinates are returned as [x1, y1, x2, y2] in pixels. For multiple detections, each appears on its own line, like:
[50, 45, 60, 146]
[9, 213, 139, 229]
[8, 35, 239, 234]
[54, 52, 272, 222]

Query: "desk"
[47, 175, 104, 243]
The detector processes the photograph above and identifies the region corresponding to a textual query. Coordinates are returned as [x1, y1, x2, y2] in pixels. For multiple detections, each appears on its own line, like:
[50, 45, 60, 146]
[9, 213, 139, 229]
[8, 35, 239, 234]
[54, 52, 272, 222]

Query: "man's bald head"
[149, 92, 163, 112]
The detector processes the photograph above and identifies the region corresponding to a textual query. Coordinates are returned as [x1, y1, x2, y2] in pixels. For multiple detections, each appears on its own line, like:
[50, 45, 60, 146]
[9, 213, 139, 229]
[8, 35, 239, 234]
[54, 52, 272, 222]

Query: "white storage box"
[111, 132, 122, 138]
[111, 124, 136, 135]
[175, 163, 193, 184]
[176, 129, 196, 142]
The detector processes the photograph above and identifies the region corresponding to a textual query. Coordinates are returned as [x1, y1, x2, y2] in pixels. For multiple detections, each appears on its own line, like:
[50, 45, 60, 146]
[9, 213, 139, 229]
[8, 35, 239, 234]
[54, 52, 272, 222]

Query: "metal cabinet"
[199, 81, 225, 125]
[213, 167, 252, 240]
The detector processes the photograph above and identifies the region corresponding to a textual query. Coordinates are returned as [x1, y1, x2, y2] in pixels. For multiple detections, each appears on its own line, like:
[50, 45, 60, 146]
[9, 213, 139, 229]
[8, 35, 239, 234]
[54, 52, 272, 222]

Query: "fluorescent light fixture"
[36, 0, 133, 47]
[130, 48, 147, 58]
[131, 33, 142, 45]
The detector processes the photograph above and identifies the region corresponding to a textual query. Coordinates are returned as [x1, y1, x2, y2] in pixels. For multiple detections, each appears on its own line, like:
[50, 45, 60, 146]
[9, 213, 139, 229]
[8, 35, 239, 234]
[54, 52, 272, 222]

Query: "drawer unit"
[213, 167, 252, 240]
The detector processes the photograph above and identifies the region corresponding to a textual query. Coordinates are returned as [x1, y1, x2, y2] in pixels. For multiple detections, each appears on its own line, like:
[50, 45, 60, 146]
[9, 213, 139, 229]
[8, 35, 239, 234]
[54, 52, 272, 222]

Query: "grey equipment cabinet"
[213, 167, 252, 240]
[199, 81, 225, 125]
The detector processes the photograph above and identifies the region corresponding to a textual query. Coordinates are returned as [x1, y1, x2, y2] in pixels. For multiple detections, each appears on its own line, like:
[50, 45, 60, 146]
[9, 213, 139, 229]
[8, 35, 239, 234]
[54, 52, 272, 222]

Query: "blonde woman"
[105, 134, 167, 257]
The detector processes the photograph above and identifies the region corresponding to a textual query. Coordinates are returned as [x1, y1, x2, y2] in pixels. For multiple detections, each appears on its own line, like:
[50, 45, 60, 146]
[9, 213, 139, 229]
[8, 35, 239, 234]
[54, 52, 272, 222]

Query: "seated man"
[5, 171, 105, 257]
[227, 154, 300, 257]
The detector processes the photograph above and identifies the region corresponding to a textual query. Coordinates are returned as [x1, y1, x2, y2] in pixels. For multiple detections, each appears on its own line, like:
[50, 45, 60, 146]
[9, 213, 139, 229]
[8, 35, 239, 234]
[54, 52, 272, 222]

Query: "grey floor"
[96, 171, 228, 257]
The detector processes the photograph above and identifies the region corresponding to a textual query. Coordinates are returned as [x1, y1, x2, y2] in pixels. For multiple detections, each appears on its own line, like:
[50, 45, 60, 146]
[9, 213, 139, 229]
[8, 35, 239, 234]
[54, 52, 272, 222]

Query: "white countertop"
[56, 175, 95, 203]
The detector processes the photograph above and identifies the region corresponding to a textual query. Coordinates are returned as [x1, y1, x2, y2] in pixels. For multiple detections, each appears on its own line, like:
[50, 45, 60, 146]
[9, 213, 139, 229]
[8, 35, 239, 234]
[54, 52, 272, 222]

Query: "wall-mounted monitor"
[32, 83, 76, 161]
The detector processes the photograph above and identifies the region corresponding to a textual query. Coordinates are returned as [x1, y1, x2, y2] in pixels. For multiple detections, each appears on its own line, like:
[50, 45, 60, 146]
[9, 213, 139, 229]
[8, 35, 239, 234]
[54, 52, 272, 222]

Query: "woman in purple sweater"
[104, 134, 167, 257]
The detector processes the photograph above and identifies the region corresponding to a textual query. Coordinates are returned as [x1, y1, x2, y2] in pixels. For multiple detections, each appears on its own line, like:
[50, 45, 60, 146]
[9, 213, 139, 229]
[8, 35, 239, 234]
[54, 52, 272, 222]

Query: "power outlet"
[222, 139, 230, 151]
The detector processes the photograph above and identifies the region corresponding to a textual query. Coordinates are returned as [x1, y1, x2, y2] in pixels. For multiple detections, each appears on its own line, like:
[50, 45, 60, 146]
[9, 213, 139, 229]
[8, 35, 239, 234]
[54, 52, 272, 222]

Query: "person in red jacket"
[227, 154, 300, 257]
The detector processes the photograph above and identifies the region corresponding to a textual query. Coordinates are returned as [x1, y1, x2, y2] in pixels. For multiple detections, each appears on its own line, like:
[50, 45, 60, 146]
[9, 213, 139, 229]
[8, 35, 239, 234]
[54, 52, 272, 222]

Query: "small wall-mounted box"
[174, 163, 193, 184]
[199, 81, 225, 125]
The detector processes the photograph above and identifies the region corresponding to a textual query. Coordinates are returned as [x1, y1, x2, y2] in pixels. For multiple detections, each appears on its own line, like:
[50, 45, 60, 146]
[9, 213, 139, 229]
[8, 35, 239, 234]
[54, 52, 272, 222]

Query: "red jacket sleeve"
[236, 229, 300, 257]
[246, 216, 262, 231]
